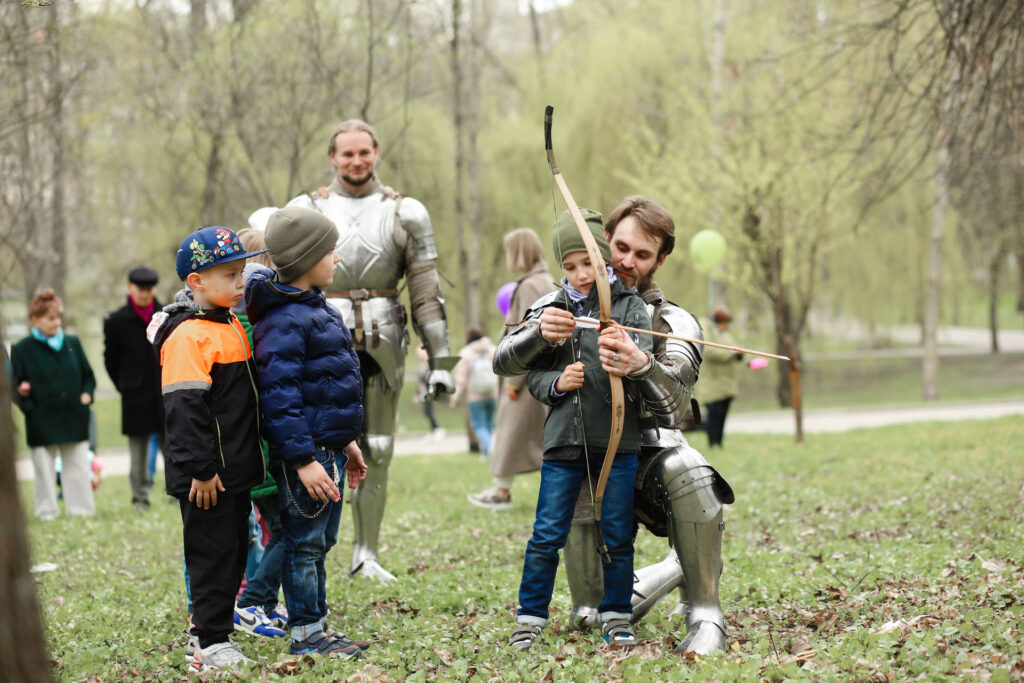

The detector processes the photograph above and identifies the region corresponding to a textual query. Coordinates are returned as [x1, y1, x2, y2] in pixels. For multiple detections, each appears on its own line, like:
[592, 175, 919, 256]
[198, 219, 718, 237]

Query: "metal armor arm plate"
[632, 306, 704, 428]
[492, 290, 562, 377]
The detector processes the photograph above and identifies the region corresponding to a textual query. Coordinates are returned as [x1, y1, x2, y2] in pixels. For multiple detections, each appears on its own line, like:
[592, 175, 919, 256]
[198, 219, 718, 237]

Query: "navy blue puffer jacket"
[245, 266, 363, 468]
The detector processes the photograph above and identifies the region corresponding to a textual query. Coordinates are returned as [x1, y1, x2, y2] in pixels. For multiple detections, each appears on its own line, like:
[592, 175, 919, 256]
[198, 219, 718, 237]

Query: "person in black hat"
[103, 265, 165, 509]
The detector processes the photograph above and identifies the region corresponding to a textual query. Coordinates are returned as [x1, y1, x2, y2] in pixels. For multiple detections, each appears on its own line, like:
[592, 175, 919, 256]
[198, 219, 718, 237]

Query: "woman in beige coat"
[468, 228, 557, 510]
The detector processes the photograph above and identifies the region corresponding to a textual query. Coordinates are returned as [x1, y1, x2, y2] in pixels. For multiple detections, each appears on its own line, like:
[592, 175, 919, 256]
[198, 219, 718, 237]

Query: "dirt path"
[17, 398, 1023, 481]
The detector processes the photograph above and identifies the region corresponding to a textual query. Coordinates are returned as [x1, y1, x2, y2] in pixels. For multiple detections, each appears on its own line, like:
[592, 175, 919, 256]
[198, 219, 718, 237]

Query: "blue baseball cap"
[175, 226, 268, 281]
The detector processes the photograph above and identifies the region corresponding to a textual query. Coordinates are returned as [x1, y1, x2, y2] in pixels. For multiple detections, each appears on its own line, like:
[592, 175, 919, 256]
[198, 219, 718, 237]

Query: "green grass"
[25, 417, 1024, 680]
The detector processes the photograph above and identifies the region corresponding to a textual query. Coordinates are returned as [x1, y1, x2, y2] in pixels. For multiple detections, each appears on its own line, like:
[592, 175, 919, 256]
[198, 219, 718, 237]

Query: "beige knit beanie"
[264, 207, 339, 283]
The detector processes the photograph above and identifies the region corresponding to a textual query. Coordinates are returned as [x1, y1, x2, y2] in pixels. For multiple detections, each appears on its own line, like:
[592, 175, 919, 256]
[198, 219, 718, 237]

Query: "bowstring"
[549, 184, 598, 512]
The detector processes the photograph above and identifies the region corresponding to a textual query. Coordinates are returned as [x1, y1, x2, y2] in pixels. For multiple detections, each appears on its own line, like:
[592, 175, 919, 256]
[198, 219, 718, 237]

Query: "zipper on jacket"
[228, 313, 268, 482]
[214, 417, 226, 468]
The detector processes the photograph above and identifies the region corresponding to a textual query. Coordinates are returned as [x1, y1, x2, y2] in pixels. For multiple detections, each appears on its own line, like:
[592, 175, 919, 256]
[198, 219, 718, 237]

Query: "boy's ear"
[186, 272, 204, 291]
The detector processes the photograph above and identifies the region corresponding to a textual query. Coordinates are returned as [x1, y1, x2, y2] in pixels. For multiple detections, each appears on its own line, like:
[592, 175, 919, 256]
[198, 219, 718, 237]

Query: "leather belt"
[323, 288, 398, 346]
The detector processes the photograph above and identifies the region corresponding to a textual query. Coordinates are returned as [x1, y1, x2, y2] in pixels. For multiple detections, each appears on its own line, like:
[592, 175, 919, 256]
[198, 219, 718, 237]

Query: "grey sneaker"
[468, 487, 511, 510]
[185, 633, 198, 659]
[188, 640, 252, 671]
[509, 623, 542, 650]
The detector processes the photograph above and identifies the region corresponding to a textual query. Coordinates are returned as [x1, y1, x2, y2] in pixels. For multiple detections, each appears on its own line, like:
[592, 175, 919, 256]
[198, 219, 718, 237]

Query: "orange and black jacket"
[152, 291, 266, 498]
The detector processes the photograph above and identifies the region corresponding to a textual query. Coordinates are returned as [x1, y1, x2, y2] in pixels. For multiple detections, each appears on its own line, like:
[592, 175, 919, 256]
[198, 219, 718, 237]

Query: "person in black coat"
[103, 266, 165, 508]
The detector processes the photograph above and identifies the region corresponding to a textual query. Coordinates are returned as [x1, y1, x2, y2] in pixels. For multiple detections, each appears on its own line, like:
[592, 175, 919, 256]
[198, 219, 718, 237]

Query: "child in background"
[246, 206, 369, 659]
[507, 208, 652, 651]
[151, 226, 267, 671]
[231, 227, 289, 638]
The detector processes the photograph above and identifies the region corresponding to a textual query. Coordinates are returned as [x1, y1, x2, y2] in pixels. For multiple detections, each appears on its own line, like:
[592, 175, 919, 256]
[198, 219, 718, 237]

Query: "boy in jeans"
[500, 209, 652, 650]
[245, 206, 369, 659]
[152, 227, 268, 671]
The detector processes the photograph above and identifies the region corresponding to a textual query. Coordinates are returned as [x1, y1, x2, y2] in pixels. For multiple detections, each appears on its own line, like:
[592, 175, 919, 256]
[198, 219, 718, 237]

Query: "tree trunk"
[707, 0, 727, 309]
[0, 329, 53, 682]
[463, 0, 483, 329]
[45, 4, 67, 303]
[988, 249, 1002, 353]
[923, 123, 950, 400]
[450, 0, 471, 327]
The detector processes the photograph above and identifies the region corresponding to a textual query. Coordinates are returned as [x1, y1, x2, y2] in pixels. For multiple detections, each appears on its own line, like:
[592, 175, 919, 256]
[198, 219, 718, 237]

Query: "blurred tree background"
[2, 0, 1022, 404]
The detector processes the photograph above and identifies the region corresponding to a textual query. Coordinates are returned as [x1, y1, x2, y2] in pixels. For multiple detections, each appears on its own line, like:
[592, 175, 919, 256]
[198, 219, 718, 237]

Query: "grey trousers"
[128, 434, 153, 504]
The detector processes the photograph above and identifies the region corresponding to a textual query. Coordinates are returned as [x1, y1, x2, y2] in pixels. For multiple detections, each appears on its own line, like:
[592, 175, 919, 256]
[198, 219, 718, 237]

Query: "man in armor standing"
[287, 120, 457, 583]
[493, 196, 733, 654]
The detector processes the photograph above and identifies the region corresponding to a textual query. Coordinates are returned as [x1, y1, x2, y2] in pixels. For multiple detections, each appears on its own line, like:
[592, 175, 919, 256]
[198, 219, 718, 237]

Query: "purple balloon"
[496, 282, 516, 318]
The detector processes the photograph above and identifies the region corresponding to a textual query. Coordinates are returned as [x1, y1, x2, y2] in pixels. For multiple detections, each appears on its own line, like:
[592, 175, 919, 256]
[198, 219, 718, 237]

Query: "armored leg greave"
[630, 551, 685, 623]
[657, 445, 733, 655]
[350, 372, 399, 583]
[564, 520, 603, 629]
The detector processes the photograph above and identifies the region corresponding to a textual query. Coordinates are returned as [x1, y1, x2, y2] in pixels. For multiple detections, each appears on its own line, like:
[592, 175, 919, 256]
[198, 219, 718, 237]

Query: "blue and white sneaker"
[266, 603, 289, 630]
[233, 604, 286, 638]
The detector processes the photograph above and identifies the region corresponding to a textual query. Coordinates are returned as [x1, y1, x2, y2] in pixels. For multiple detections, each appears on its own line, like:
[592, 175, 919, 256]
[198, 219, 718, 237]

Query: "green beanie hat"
[551, 208, 610, 264]
[265, 206, 339, 283]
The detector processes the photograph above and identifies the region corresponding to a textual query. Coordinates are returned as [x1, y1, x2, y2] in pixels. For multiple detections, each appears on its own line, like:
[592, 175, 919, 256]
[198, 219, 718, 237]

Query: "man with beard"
[286, 119, 457, 583]
[494, 195, 733, 654]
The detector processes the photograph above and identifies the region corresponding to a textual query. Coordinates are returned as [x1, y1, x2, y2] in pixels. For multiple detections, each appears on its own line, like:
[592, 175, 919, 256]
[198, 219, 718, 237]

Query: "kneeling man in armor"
[494, 196, 733, 654]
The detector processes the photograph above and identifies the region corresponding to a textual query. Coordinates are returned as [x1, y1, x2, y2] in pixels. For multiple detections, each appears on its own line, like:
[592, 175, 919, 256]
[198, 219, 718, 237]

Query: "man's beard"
[616, 267, 654, 291]
[341, 172, 374, 187]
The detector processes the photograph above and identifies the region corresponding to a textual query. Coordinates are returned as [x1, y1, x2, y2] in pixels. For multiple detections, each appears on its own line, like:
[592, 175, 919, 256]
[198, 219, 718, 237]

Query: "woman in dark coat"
[11, 289, 96, 519]
[467, 228, 557, 510]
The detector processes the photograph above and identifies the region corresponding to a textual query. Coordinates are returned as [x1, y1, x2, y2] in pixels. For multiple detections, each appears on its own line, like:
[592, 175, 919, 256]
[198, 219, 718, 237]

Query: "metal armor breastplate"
[313, 192, 404, 290]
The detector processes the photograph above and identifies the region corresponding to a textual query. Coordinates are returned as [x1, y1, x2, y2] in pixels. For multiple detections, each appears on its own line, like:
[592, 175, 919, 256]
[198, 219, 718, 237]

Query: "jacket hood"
[244, 264, 325, 324]
[150, 288, 232, 352]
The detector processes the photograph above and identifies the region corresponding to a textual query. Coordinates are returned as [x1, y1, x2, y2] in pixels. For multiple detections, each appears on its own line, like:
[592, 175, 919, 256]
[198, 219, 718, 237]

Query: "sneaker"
[233, 604, 287, 638]
[185, 633, 198, 659]
[509, 623, 542, 650]
[188, 640, 252, 671]
[325, 627, 372, 651]
[289, 631, 361, 659]
[266, 604, 289, 630]
[431, 427, 447, 441]
[602, 619, 638, 649]
[467, 487, 511, 510]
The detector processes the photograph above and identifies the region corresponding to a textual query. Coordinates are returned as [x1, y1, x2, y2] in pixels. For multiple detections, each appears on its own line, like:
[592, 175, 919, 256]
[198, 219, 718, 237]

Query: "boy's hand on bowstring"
[189, 474, 225, 509]
[555, 361, 585, 392]
[297, 459, 342, 503]
[344, 441, 367, 489]
[539, 307, 576, 344]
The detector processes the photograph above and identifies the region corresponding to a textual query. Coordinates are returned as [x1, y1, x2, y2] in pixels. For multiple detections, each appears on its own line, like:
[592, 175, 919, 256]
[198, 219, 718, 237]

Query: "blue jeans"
[274, 447, 346, 638]
[517, 453, 638, 625]
[468, 398, 497, 455]
[238, 493, 283, 614]
[146, 433, 161, 481]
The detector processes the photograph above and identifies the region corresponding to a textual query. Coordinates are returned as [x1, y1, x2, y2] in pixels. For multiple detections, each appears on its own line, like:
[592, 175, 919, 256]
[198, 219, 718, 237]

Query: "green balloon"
[689, 229, 727, 272]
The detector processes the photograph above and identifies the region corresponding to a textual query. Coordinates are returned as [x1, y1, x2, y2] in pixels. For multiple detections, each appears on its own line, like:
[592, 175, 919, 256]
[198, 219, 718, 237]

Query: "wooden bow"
[545, 105, 623, 562]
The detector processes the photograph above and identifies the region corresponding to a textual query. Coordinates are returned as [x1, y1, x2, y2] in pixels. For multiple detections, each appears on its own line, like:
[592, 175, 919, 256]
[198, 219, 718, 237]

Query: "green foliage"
[25, 417, 1024, 680]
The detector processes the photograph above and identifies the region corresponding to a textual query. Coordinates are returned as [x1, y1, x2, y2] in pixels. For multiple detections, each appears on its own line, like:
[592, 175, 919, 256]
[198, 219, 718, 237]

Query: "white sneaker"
[188, 640, 252, 671]
[431, 427, 447, 441]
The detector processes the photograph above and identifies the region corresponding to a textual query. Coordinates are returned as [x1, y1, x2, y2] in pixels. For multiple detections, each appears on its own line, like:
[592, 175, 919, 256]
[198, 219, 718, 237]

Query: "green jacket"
[11, 334, 96, 448]
[526, 280, 652, 456]
[697, 324, 741, 403]
[235, 310, 277, 500]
